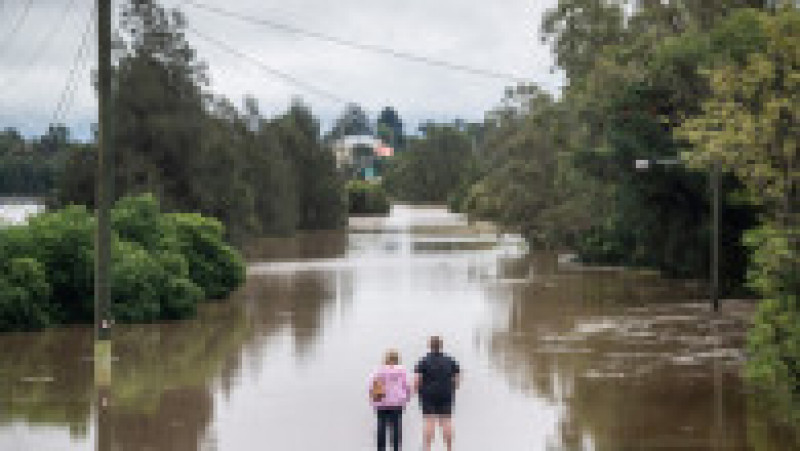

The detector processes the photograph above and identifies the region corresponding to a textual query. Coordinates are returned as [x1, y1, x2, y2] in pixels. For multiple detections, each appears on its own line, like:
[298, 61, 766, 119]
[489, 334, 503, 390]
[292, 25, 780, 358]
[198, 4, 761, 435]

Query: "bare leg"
[423, 415, 436, 451]
[440, 417, 453, 451]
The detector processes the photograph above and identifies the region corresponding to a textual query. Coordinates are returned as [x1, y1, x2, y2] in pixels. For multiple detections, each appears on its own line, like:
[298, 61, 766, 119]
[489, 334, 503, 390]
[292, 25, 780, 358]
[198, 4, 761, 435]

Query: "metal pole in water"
[711, 162, 720, 312]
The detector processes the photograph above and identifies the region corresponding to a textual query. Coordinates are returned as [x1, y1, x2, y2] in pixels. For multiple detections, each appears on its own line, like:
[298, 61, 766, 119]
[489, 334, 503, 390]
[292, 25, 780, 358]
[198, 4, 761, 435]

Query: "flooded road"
[0, 205, 796, 450]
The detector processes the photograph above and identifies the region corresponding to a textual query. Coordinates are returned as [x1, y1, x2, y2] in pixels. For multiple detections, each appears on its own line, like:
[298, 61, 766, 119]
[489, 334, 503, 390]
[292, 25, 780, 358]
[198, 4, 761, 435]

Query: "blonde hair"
[384, 349, 400, 365]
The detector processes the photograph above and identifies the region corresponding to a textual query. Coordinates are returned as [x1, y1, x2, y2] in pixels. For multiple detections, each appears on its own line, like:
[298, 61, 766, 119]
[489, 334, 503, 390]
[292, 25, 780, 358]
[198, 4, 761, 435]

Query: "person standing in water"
[414, 336, 460, 451]
[369, 349, 410, 451]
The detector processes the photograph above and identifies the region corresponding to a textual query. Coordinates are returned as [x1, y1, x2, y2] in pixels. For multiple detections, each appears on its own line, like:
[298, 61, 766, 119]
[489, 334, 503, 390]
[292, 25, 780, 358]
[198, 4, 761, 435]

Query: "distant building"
[331, 135, 394, 180]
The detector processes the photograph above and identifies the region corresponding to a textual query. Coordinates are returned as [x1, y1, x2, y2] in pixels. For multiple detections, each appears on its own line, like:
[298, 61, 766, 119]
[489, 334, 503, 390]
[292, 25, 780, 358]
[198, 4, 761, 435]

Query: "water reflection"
[0, 205, 796, 450]
[489, 254, 798, 449]
[0, 328, 93, 437]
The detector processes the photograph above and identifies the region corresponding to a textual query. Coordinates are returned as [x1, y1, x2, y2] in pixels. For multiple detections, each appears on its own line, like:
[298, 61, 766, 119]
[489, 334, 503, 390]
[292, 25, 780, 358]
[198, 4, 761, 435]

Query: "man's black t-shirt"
[414, 352, 460, 402]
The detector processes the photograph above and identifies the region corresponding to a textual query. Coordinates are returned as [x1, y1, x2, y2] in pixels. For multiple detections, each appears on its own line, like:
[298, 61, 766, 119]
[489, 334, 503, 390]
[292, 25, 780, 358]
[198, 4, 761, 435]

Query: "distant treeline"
[0, 126, 76, 196]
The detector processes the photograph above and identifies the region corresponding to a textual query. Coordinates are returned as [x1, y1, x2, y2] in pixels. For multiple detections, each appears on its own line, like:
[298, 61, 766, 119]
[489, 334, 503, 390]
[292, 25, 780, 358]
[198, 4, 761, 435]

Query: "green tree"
[273, 100, 345, 230]
[384, 124, 475, 203]
[376, 106, 405, 150]
[675, 7, 799, 414]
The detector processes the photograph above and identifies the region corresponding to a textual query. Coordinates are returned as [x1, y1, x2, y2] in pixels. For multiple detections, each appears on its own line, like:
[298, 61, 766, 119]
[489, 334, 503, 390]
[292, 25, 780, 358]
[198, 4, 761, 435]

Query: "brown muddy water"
[0, 205, 796, 450]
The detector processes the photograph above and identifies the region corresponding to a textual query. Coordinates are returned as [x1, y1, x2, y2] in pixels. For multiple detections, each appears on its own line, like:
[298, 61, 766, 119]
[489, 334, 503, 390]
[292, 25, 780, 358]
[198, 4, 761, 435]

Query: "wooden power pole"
[95, 0, 113, 380]
[95, 1, 114, 449]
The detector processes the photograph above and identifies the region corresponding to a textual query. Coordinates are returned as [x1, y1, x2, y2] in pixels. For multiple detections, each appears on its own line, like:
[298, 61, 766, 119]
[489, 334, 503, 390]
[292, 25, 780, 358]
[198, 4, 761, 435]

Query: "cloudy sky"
[0, 0, 563, 139]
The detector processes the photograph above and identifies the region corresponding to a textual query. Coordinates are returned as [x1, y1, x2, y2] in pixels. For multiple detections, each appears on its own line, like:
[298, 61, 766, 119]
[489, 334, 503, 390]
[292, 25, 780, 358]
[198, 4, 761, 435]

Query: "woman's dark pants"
[376, 407, 402, 451]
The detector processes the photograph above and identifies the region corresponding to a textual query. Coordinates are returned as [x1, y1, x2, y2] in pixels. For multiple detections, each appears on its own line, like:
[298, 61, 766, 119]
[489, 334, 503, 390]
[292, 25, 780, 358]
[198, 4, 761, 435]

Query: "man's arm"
[413, 359, 424, 394]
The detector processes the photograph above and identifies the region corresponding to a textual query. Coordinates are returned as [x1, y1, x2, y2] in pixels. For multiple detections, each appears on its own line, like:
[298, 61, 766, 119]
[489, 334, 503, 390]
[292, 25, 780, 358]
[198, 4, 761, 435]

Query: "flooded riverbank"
[0, 205, 796, 450]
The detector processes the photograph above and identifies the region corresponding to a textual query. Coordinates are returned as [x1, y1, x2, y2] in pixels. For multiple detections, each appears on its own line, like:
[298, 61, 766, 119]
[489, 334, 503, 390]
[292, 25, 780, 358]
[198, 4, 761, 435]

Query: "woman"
[369, 349, 410, 451]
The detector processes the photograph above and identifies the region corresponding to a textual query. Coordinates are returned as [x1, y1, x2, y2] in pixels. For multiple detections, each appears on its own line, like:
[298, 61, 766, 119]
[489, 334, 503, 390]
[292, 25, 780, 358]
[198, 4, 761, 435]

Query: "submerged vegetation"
[0, 194, 245, 331]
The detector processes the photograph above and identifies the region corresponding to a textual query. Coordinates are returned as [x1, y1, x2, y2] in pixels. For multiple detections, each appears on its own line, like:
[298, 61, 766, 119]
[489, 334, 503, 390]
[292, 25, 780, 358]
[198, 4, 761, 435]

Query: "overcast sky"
[0, 0, 563, 139]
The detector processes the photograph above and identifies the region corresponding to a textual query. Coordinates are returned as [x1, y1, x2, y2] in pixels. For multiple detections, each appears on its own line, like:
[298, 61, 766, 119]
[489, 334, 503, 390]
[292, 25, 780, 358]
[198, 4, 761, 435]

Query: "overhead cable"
[0, 0, 85, 90]
[52, 12, 95, 125]
[0, 0, 34, 59]
[182, 0, 529, 84]
[187, 25, 350, 105]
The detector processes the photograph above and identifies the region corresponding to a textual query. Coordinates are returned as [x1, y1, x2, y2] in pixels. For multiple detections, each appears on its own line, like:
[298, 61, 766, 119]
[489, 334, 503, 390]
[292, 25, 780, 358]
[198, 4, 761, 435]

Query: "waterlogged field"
[0, 205, 796, 450]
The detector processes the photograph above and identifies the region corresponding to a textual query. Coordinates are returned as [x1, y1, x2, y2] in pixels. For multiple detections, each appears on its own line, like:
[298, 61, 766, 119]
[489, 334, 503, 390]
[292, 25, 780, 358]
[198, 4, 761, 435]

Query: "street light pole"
[635, 158, 721, 312]
[711, 161, 721, 312]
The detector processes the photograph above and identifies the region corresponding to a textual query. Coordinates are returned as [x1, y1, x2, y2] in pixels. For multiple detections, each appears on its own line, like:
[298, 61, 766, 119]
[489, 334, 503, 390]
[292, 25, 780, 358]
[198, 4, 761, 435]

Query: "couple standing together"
[369, 336, 460, 451]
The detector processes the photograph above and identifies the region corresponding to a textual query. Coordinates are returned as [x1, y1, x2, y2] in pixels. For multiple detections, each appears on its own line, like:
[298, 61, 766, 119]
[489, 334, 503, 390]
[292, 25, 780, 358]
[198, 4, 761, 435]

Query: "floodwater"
[0, 205, 797, 450]
[0, 198, 45, 225]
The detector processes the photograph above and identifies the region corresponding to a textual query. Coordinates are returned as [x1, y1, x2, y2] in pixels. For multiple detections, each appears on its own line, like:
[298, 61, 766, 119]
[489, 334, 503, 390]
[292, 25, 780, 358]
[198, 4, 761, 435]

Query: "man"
[414, 336, 460, 451]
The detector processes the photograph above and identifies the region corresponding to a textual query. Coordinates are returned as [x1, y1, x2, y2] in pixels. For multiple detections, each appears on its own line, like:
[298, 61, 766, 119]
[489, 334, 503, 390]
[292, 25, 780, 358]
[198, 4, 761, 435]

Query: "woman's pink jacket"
[369, 364, 411, 409]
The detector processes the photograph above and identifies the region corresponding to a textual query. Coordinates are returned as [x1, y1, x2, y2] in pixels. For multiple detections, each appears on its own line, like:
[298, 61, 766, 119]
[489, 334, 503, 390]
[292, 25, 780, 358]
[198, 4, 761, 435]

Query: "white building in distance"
[331, 135, 395, 181]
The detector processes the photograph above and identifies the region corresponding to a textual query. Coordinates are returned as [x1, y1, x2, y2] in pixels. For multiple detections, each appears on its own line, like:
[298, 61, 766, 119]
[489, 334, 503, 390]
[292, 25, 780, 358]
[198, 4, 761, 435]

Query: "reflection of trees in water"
[488, 254, 796, 449]
[0, 263, 342, 449]
[0, 328, 93, 437]
[237, 270, 340, 358]
[241, 231, 347, 261]
[111, 301, 252, 409]
[102, 388, 213, 451]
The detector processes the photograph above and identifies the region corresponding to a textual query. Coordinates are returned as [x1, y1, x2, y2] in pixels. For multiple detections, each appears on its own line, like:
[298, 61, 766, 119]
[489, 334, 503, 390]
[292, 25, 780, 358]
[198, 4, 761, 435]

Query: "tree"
[676, 7, 798, 310]
[677, 8, 798, 227]
[273, 99, 345, 230]
[113, 0, 208, 209]
[463, 86, 608, 247]
[376, 106, 405, 150]
[384, 123, 475, 203]
[54, 0, 345, 241]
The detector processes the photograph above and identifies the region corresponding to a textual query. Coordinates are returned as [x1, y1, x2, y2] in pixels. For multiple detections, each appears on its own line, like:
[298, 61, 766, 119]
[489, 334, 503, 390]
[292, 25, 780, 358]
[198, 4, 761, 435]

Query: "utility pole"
[95, 1, 113, 449]
[95, 0, 113, 379]
[711, 162, 721, 312]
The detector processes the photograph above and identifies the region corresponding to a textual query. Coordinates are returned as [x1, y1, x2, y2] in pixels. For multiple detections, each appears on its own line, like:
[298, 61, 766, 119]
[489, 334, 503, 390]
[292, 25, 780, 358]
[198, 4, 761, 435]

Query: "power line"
[187, 25, 350, 105]
[0, 0, 34, 59]
[52, 12, 96, 125]
[182, 0, 530, 84]
[0, 0, 85, 90]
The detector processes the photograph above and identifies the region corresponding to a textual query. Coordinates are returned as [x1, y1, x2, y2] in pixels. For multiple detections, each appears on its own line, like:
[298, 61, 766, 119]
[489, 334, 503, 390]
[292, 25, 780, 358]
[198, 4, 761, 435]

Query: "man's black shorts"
[420, 397, 453, 416]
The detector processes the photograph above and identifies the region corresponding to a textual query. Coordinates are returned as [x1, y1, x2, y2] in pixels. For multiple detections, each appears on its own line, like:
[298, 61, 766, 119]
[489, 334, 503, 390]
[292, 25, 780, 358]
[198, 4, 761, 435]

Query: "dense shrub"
[346, 180, 390, 215]
[2, 205, 96, 323]
[167, 213, 246, 300]
[112, 194, 167, 251]
[0, 194, 246, 331]
[111, 241, 204, 322]
[0, 258, 53, 331]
